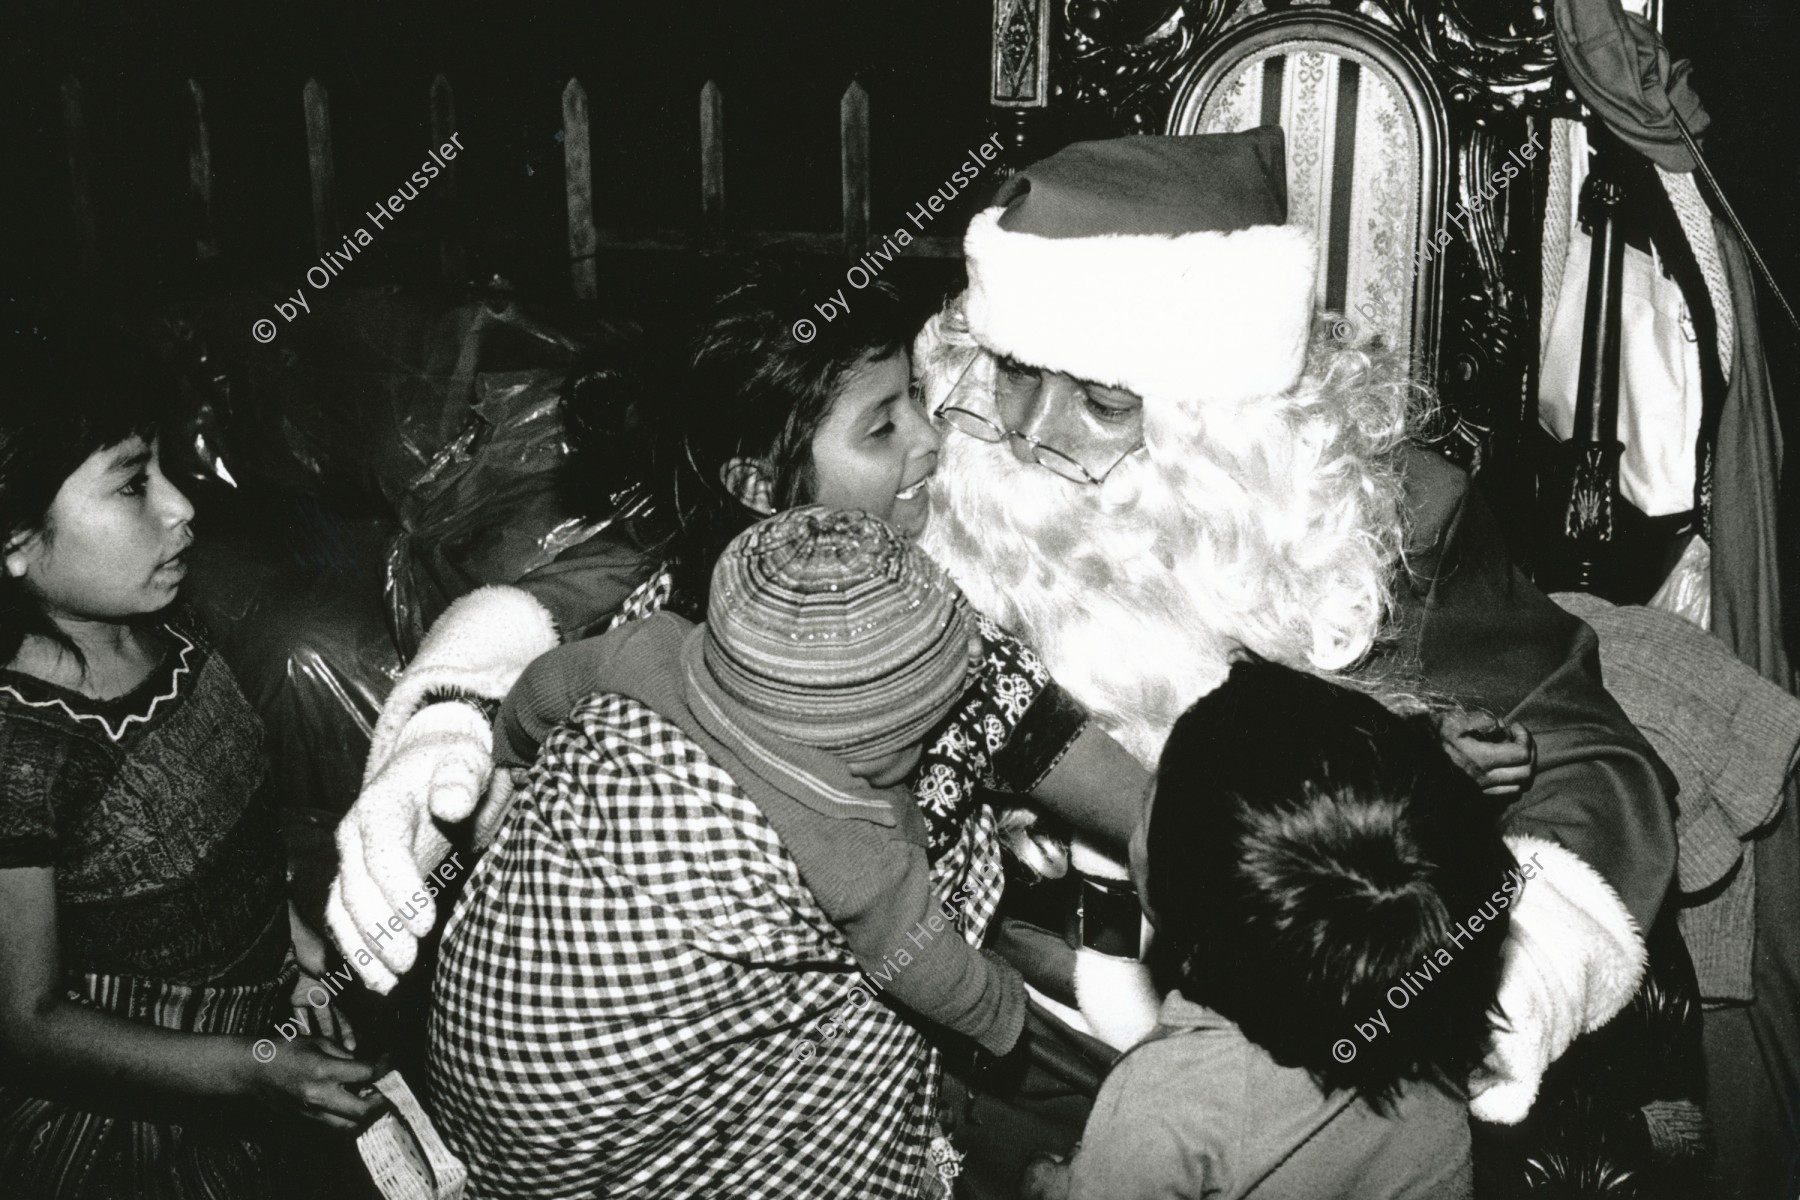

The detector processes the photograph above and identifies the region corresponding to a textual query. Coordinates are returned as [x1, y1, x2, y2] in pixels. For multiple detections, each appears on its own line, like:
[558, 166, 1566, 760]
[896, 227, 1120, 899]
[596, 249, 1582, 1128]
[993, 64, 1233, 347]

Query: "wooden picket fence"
[58, 72, 963, 298]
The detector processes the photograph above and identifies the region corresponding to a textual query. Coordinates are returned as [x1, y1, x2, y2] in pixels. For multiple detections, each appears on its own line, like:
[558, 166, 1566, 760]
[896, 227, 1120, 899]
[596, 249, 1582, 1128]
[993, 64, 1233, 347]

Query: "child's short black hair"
[1144, 658, 1514, 1105]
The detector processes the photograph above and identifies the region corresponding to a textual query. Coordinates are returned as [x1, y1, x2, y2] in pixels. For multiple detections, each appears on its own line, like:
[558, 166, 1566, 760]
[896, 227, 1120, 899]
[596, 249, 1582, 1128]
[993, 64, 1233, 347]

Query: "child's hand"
[289, 901, 332, 979]
[1020, 1151, 1073, 1200]
[1437, 711, 1535, 797]
[288, 971, 357, 1052]
[244, 1036, 387, 1131]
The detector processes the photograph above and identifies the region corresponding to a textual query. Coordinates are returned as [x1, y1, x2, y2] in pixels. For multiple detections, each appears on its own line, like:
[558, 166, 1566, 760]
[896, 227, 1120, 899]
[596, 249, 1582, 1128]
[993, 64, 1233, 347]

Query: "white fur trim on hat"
[963, 207, 1318, 405]
[1074, 948, 1162, 1051]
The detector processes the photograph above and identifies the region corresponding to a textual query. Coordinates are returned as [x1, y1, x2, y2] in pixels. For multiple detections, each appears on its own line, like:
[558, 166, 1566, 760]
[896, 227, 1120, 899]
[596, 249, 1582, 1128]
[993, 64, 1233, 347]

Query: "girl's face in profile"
[807, 351, 941, 537]
[5, 435, 194, 626]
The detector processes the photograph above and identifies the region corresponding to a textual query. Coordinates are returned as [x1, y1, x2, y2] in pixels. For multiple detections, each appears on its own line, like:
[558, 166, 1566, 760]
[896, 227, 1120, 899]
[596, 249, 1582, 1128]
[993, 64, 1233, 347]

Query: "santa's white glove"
[1471, 837, 1646, 1124]
[326, 700, 494, 993]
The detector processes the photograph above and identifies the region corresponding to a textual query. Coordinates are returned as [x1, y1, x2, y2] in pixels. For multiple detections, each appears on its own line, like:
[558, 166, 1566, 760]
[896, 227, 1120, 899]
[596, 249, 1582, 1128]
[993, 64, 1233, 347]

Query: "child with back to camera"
[0, 321, 384, 1199]
[1024, 658, 1519, 1200]
[488, 503, 1027, 1058]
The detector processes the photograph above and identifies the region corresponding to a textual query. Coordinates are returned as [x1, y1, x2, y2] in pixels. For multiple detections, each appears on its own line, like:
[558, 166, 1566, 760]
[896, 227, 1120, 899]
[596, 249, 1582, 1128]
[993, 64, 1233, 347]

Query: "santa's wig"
[917, 293, 1428, 769]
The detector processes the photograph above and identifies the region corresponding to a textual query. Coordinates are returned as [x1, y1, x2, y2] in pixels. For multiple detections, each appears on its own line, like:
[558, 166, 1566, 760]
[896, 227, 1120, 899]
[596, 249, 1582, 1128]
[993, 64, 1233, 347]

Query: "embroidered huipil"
[0, 609, 292, 1199]
[429, 572, 1086, 1198]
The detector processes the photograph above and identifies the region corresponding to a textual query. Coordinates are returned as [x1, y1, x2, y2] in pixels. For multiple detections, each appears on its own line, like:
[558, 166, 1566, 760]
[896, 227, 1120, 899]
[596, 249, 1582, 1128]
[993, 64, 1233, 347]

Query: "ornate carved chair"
[987, 1, 1708, 1194]
[1032, 0, 1555, 524]
[1167, 9, 1452, 393]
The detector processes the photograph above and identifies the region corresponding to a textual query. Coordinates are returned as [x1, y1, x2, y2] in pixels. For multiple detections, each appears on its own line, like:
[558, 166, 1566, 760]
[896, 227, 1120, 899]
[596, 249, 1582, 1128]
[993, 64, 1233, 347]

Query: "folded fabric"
[1552, 0, 1709, 172]
[1553, 592, 1800, 1001]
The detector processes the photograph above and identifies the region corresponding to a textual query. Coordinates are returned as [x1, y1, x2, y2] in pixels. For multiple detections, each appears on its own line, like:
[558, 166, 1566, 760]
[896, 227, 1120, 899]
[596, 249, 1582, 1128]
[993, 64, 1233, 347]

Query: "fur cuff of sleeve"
[365, 585, 559, 786]
[1073, 948, 1160, 1052]
[1470, 835, 1647, 1125]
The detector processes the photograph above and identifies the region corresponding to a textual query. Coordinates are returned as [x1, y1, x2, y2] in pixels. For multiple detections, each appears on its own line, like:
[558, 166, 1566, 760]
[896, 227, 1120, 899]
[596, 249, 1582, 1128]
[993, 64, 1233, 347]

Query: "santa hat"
[963, 128, 1318, 406]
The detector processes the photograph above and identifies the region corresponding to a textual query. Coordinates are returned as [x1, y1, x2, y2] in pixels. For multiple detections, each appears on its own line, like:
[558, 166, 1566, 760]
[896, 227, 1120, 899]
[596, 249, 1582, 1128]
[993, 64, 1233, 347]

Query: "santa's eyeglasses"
[929, 350, 1144, 487]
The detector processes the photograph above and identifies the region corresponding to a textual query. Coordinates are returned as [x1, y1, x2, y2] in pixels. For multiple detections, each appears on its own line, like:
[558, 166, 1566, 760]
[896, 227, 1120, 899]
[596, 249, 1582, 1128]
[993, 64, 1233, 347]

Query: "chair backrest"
[1050, 1, 1563, 496]
[1164, 11, 1449, 379]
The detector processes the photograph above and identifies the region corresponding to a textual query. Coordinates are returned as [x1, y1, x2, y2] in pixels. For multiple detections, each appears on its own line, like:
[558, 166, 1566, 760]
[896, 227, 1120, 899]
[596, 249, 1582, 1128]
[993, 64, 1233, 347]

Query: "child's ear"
[720, 457, 775, 516]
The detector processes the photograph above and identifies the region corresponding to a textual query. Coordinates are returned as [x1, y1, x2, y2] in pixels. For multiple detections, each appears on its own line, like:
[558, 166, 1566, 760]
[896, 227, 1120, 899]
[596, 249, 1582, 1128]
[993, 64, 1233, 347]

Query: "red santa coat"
[1378, 446, 1678, 932]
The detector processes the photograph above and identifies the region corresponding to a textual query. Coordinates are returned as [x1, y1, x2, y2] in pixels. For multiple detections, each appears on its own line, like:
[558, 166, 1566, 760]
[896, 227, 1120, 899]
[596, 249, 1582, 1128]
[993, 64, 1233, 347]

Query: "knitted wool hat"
[963, 127, 1318, 406]
[704, 506, 977, 762]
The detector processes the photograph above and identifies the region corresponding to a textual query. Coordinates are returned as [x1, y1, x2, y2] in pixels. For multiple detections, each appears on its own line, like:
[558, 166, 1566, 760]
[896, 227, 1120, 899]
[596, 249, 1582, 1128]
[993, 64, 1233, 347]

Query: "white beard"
[920, 401, 1401, 769]
[913, 295, 1412, 770]
[921, 431, 1239, 767]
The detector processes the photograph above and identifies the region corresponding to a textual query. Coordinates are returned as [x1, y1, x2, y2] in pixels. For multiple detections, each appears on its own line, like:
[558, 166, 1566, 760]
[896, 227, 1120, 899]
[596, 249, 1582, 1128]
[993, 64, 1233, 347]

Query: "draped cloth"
[1696, 214, 1800, 1200]
[1552, 0, 1709, 172]
[1709, 218, 1795, 693]
[431, 692, 952, 1199]
[0, 966, 299, 1200]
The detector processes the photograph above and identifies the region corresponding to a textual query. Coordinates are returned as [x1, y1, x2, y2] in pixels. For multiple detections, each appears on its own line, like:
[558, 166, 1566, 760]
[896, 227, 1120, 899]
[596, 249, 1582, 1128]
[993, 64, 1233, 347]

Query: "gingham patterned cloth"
[430, 691, 1004, 1199]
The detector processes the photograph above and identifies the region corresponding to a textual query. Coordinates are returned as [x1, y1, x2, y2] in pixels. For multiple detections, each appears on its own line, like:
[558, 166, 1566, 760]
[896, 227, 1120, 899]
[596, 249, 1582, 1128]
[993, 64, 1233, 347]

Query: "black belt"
[1065, 873, 1143, 960]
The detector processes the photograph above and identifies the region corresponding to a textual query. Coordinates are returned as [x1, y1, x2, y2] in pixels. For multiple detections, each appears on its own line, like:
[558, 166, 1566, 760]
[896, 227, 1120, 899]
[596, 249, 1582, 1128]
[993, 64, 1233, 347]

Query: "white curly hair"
[916, 291, 1429, 774]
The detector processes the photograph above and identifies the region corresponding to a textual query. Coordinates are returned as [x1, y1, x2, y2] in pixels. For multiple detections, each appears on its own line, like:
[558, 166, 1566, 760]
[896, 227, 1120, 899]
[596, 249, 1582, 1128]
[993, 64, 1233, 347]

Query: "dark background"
[0, 2, 1795, 317]
[0, 1, 999, 306]
[1663, 0, 1800, 404]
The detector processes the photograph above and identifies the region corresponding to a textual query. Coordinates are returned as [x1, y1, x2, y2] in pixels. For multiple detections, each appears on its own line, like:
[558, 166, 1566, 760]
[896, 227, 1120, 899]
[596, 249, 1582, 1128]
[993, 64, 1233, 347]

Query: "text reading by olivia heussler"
[250, 134, 465, 345]
[1328, 851, 1544, 1067]
[791, 134, 1004, 344]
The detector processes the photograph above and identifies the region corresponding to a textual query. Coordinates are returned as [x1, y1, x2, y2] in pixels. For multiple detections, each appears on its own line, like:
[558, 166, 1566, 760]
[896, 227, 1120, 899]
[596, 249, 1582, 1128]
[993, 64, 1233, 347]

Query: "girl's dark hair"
[1145, 657, 1515, 1108]
[0, 317, 172, 666]
[561, 259, 915, 615]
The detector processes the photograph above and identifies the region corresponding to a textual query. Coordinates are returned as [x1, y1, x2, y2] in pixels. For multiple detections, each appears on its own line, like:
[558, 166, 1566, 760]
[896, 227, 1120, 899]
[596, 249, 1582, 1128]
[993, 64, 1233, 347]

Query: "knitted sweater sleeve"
[494, 635, 627, 771]
[759, 788, 1026, 1057]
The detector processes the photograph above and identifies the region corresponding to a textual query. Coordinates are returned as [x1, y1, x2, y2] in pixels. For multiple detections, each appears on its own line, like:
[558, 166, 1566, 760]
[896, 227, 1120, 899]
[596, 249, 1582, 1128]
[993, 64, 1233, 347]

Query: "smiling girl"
[0, 321, 384, 1198]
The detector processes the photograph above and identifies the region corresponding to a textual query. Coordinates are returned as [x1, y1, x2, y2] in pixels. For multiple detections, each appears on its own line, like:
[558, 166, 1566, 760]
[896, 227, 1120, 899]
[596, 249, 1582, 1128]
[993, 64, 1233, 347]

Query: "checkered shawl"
[430, 690, 1004, 1199]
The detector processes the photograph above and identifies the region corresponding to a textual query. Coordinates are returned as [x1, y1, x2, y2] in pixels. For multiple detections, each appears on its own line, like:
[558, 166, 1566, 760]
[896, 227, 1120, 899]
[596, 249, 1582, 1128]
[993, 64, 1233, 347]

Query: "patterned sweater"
[0, 607, 287, 987]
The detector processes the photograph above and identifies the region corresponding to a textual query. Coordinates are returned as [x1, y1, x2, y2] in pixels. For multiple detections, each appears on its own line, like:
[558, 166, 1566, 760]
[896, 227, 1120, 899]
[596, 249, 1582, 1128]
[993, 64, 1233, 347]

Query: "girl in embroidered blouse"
[0, 322, 385, 1198]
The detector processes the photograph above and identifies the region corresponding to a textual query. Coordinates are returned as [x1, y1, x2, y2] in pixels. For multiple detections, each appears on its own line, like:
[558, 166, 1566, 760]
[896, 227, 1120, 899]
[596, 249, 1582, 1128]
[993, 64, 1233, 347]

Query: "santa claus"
[913, 128, 1675, 1132]
[325, 126, 1680, 1176]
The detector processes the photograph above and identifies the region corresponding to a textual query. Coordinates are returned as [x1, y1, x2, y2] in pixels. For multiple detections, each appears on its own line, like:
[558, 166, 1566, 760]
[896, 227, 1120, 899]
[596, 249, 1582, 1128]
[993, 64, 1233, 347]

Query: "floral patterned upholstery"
[1190, 42, 1424, 360]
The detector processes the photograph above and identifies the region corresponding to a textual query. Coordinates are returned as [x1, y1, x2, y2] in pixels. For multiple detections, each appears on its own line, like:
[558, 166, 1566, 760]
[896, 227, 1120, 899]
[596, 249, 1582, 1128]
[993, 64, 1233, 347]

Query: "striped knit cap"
[704, 505, 977, 762]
